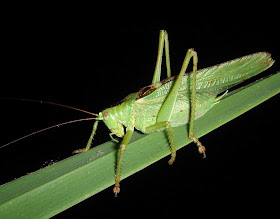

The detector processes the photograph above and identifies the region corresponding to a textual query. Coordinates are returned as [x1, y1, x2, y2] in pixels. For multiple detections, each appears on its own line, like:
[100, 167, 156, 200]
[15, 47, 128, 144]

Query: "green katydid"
[1, 30, 274, 197]
[69, 30, 274, 196]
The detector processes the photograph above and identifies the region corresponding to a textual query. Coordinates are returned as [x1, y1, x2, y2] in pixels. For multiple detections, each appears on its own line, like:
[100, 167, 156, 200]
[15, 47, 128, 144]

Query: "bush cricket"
[2, 30, 274, 197]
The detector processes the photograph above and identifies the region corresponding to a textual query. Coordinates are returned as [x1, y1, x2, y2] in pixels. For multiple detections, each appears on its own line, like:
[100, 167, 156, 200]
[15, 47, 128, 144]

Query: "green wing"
[133, 52, 274, 130]
[137, 52, 274, 102]
[195, 52, 274, 94]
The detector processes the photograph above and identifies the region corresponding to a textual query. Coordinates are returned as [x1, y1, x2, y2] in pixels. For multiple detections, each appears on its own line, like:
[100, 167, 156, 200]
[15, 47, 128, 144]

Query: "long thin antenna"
[1, 97, 98, 116]
[0, 117, 95, 150]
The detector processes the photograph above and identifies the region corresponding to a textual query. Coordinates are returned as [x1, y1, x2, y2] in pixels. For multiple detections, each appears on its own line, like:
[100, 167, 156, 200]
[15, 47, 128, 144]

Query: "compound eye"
[103, 112, 109, 120]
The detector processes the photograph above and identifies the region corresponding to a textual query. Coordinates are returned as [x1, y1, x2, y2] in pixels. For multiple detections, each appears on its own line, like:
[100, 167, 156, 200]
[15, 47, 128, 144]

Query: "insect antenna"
[1, 97, 98, 116]
[0, 117, 96, 150]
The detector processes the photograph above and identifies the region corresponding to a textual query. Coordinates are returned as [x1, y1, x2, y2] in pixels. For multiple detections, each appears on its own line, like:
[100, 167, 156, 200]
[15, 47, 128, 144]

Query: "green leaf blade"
[0, 72, 279, 218]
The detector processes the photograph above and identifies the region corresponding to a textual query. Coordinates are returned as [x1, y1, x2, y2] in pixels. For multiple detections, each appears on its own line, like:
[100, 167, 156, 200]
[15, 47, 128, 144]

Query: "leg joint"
[120, 144, 126, 150]
[165, 121, 171, 128]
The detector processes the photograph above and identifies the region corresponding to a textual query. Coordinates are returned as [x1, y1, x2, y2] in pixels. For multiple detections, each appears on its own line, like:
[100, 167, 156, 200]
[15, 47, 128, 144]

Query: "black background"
[0, 3, 279, 217]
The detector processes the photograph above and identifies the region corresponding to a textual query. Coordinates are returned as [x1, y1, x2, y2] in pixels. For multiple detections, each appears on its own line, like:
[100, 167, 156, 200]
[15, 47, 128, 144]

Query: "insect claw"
[72, 148, 88, 154]
[189, 135, 206, 158]
[113, 186, 120, 197]
[168, 152, 176, 165]
[198, 146, 206, 158]
[168, 159, 174, 165]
